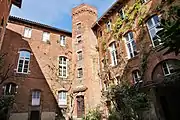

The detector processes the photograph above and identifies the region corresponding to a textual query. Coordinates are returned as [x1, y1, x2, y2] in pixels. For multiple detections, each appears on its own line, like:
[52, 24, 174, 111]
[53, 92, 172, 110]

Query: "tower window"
[109, 42, 118, 66]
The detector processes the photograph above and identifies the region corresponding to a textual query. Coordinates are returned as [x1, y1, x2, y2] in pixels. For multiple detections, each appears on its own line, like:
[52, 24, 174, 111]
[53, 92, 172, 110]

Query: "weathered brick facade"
[0, 0, 22, 49]
[92, 0, 180, 119]
[1, 0, 180, 120]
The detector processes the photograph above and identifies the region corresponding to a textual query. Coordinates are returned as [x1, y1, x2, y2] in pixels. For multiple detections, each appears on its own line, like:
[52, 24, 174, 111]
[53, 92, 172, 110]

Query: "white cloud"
[10, 0, 116, 31]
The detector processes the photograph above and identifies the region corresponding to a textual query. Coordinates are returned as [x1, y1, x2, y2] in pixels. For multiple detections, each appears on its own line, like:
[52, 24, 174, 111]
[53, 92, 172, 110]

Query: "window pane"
[153, 16, 159, 24]
[23, 68, 28, 73]
[59, 57, 68, 77]
[147, 19, 153, 28]
[162, 63, 170, 75]
[129, 32, 133, 39]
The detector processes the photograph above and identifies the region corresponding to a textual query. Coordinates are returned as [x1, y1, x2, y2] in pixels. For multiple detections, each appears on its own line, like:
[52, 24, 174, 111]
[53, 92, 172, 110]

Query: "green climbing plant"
[108, 81, 150, 120]
[83, 108, 102, 120]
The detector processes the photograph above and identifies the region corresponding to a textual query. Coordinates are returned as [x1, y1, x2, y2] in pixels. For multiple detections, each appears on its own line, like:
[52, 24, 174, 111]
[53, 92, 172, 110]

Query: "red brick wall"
[0, 21, 72, 115]
[0, 0, 12, 49]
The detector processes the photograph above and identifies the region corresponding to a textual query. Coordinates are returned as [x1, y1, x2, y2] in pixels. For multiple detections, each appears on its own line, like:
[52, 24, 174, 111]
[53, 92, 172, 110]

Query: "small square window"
[24, 27, 32, 38]
[77, 35, 82, 43]
[60, 35, 66, 46]
[42, 32, 50, 42]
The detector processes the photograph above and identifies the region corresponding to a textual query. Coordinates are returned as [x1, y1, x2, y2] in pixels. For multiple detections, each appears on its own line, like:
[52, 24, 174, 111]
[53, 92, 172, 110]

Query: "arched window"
[109, 42, 118, 66]
[152, 59, 180, 81]
[17, 50, 31, 74]
[59, 56, 68, 78]
[3, 83, 17, 95]
[125, 32, 137, 58]
[161, 60, 180, 76]
[132, 70, 142, 83]
[146, 15, 160, 47]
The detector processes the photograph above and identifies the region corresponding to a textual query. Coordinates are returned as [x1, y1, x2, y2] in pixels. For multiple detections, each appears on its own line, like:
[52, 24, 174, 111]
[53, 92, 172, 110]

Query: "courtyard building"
[0, 0, 180, 120]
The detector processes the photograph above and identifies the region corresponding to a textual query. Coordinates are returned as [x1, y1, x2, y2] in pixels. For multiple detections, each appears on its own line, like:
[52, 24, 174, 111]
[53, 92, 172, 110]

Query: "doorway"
[30, 111, 40, 120]
[157, 86, 180, 120]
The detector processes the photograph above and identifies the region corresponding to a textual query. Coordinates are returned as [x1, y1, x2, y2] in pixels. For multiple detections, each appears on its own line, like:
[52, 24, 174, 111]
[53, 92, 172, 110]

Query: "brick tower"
[71, 4, 101, 118]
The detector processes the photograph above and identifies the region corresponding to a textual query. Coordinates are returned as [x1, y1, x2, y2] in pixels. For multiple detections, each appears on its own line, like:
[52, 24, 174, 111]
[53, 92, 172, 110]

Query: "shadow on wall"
[0, 29, 65, 120]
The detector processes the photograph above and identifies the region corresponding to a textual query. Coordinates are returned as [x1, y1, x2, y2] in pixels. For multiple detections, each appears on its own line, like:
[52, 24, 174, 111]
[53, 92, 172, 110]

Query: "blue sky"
[10, 0, 116, 32]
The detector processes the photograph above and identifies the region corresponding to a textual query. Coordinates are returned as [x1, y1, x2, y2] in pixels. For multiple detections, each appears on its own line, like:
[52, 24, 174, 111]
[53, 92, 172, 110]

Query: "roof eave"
[8, 16, 72, 37]
[12, 0, 22, 8]
[92, 0, 124, 30]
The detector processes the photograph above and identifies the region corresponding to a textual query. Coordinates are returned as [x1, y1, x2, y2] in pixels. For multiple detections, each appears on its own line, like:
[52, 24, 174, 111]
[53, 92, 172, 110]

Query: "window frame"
[109, 42, 118, 66]
[125, 32, 137, 59]
[3, 83, 17, 95]
[31, 91, 41, 106]
[77, 96, 85, 118]
[141, 0, 149, 4]
[42, 31, 50, 42]
[60, 35, 66, 46]
[119, 8, 125, 20]
[162, 61, 174, 76]
[106, 19, 112, 32]
[17, 51, 31, 74]
[58, 91, 67, 106]
[23, 27, 32, 38]
[77, 68, 83, 78]
[76, 22, 81, 32]
[146, 15, 161, 47]
[77, 50, 83, 61]
[132, 70, 142, 84]
[76, 35, 82, 43]
[59, 56, 68, 78]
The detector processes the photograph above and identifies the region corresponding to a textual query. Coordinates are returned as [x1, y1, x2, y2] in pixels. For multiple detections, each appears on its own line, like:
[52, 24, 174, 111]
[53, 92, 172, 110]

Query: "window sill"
[31, 105, 41, 107]
[59, 76, 68, 79]
[58, 104, 67, 108]
[142, 0, 151, 5]
[127, 55, 139, 62]
[60, 45, 66, 47]
[22, 36, 31, 39]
